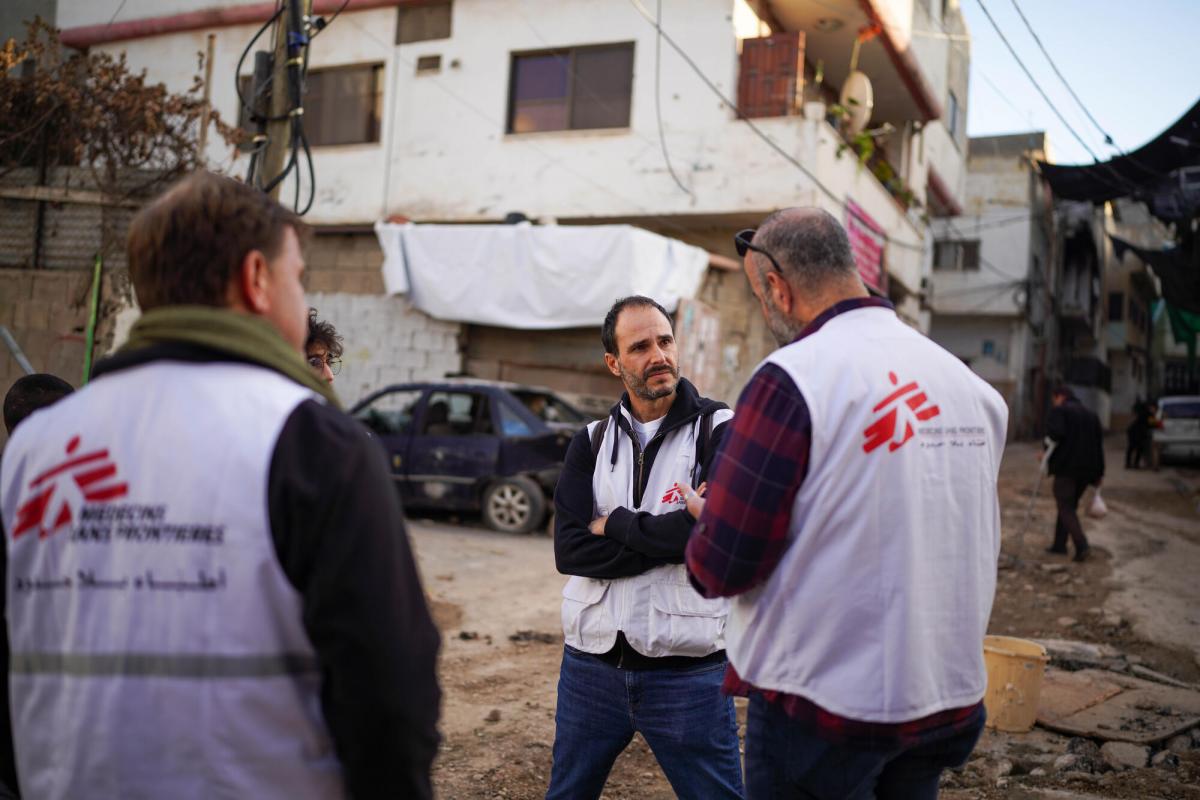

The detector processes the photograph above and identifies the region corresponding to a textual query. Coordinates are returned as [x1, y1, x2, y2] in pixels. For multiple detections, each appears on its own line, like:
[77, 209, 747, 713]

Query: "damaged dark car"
[350, 380, 588, 533]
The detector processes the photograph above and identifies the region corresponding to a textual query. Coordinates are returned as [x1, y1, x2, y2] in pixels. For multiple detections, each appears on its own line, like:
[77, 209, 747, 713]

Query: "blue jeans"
[745, 694, 983, 800]
[545, 645, 744, 800]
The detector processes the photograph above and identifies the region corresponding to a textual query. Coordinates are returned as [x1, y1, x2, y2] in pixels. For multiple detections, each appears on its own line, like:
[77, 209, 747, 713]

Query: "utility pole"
[260, 0, 310, 200]
[197, 33, 216, 158]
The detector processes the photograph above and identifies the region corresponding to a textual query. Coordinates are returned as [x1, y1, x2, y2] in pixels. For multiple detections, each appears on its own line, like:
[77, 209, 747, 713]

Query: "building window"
[933, 239, 980, 271]
[1108, 291, 1125, 322]
[304, 64, 384, 147]
[396, 1, 452, 45]
[415, 55, 442, 75]
[947, 90, 959, 140]
[507, 43, 635, 134]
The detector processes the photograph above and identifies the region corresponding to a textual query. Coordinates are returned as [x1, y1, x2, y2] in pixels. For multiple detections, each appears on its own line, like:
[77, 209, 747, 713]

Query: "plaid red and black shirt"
[684, 296, 984, 748]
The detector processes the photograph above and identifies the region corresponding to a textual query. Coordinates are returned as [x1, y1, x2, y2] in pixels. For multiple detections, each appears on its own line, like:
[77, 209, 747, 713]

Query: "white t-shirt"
[630, 414, 666, 451]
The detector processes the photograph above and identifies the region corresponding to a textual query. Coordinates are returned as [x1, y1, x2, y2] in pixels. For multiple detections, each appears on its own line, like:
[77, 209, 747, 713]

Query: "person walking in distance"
[1044, 384, 1105, 562]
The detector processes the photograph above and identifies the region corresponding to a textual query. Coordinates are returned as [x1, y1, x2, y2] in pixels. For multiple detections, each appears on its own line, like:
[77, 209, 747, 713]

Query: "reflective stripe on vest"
[0, 362, 345, 800]
[10, 651, 321, 678]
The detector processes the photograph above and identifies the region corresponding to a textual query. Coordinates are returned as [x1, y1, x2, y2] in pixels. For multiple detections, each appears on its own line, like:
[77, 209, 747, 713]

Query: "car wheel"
[482, 476, 546, 534]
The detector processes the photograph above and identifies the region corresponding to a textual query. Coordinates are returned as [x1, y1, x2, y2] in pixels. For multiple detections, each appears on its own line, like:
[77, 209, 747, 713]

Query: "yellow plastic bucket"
[982, 635, 1049, 732]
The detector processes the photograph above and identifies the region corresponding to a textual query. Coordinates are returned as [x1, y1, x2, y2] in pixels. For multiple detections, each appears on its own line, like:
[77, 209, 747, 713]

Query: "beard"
[619, 362, 679, 402]
[764, 296, 806, 347]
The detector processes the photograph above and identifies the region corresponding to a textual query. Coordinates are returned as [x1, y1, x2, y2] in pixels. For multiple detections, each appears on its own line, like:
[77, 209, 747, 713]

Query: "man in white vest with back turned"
[0, 172, 440, 799]
[547, 296, 742, 799]
[686, 209, 1008, 800]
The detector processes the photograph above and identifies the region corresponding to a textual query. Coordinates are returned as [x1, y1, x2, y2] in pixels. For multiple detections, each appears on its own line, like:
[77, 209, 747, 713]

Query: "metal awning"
[1037, 99, 1200, 208]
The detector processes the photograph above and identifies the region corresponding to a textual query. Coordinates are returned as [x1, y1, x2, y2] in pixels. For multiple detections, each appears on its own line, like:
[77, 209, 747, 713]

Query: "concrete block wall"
[304, 232, 386, 294]
[305, 291, 463, 408]
[1, 267, 135, 449]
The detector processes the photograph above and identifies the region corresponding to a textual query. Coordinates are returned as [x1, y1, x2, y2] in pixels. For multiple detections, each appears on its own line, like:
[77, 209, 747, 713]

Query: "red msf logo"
[862, 372, 941, 454]
[661, 485, 685, 505]
[12, 436, 129, 540]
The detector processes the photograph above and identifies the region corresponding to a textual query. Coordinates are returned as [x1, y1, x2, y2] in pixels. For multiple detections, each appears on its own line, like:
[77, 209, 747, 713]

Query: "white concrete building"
[55, 0, 973, 404]
[929, 132, 1051, 438]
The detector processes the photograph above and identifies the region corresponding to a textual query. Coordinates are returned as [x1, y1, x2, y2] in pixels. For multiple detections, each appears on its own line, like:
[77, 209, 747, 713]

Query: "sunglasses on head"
[736, 227, 887, 298]
[734, 228, 784, 275]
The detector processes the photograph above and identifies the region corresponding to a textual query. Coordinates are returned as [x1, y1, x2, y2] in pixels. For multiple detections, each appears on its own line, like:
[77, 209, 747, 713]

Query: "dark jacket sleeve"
[269, 400, 441, 800]
[604, 419, 732, 560]
[554, 426, 673, 579]
[1046, 406, 1067, 444]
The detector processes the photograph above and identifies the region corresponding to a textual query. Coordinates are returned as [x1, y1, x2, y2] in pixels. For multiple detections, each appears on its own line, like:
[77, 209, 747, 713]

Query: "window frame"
[395, 0, 453, 45]
[302, 62, 386, 148]
[505, 42, 636, 135]
[353, 388, 424, 436]
[933, 238, 981, 272]
[420, 390, 494, 437]
[1108, 290, 1125, 322]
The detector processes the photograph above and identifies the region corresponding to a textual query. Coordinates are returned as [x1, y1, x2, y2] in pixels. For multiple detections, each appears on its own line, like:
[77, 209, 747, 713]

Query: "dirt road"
[409, 439, 1200, 799]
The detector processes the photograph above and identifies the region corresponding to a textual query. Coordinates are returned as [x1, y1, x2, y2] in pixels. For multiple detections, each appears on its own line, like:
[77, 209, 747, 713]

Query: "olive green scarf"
[120, 306, 340, 408]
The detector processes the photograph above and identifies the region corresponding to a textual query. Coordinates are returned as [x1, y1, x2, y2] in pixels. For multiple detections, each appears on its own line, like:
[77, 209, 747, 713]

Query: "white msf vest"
[726, 306, 1008, 722]
[561, 406, 732, 658]
[0, 362, 345, 800]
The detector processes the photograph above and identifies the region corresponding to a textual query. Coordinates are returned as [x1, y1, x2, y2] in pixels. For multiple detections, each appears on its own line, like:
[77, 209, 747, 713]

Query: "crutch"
[1008, 439, 1056, 567]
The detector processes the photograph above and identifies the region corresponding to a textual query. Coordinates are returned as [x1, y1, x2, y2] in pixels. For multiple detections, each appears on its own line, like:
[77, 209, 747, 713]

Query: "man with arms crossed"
[548, 295, 742, 799]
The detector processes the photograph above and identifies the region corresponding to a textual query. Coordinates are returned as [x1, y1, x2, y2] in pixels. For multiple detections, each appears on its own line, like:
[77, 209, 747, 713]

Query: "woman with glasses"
[305, 308, 343, 385]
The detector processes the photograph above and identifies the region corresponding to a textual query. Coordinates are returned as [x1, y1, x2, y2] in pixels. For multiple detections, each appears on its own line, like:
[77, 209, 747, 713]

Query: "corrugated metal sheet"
[0, 167, 151, 271]
[0, 198, 36, 268]
[42, 201, 105, 270]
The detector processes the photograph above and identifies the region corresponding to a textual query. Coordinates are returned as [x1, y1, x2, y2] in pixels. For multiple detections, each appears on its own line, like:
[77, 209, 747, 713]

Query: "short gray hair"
[754, 208, 857, 289]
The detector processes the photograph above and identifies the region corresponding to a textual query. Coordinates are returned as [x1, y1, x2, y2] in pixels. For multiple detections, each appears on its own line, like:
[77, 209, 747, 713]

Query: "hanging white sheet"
[374, 221, 709, 329]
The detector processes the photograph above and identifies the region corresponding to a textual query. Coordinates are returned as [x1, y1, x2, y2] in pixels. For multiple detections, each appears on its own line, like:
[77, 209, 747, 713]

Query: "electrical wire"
[337, 11, 717, 242]
[235, 5, 289, 124]
[1006, 0, 1113, 148]
[971, 0, 1102, 163]
[1006, 0, 1166, 183]
[309, 0, 351, 39]
[931, 279, 1025, 300]
[626, 0, 926, 254]
[653, 0, 693, 197]
[106, 0, 129, 28]
[973, 0, 1147, 197]
[236, 0, 316, 214]
[940, 218, 1028, 282]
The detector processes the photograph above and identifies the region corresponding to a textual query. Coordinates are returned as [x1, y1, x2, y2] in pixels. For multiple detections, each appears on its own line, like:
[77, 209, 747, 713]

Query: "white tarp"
[374, 222, 709, 329]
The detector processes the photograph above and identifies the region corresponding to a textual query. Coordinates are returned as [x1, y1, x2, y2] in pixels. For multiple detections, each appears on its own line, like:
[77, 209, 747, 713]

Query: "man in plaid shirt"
[685, 209, 1007, 799]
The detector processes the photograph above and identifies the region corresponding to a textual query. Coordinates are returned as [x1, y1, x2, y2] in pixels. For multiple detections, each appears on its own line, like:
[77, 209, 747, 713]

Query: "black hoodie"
[553, 377, 730, 580]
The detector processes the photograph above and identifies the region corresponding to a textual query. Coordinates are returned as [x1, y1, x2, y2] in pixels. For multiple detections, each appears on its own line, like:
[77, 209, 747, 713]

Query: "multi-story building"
[54, 0, 973, 405]
[1103, 200, 1164, 429]
[928, 132, 1053, 438]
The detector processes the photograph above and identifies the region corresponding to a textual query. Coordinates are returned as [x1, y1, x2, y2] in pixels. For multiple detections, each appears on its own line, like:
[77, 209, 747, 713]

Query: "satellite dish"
[839, 70, 874, 136]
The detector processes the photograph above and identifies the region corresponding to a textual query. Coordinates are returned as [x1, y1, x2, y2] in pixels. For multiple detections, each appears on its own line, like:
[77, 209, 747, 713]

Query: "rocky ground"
[407, 438, 1200, 799]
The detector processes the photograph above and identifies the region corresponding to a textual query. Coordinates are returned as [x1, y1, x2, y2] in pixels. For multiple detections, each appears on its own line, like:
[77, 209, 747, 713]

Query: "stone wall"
[305, 291, 462, 408]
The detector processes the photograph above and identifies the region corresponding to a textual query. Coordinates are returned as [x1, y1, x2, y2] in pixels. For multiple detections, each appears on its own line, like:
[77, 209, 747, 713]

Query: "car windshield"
[1162, 401, 1200, 420]
[511, 390, 586, 424]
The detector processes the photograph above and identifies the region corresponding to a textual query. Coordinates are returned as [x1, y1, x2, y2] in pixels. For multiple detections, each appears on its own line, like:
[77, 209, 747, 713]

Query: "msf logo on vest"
[862, 372, 941, 454]
[12, 435, 129, 540]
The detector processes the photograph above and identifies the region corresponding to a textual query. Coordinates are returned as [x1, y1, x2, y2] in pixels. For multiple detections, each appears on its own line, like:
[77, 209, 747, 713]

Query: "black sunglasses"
[734, 228, 784, 275]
